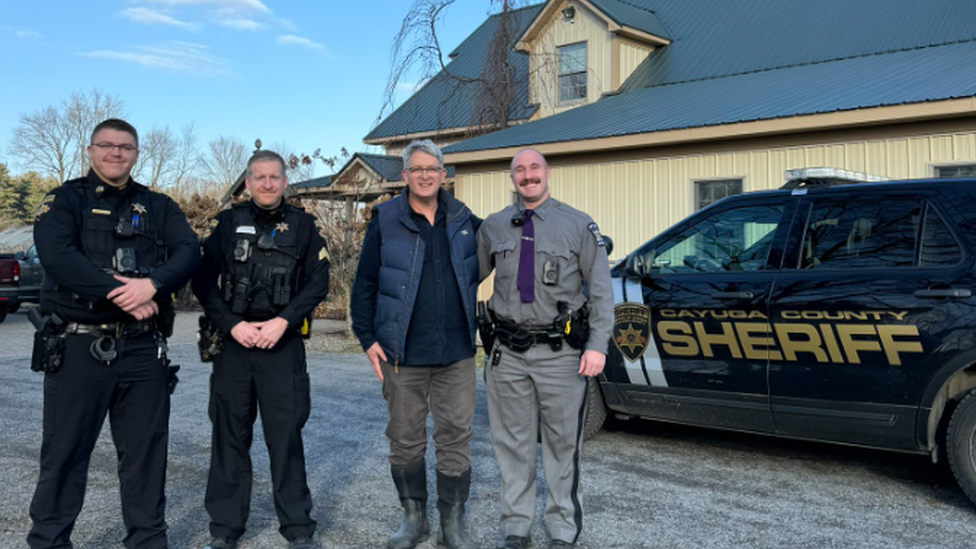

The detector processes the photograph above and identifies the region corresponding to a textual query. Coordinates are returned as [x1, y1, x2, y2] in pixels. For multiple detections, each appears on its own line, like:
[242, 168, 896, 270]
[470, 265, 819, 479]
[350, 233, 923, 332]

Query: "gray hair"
[402, 139, 444, 169]
[246, 149, 287, 178]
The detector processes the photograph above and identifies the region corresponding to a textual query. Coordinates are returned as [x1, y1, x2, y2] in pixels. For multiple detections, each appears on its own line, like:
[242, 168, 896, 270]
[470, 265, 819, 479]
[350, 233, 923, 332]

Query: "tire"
[946, 389, 976, 505]
[581, 377, 608, 440]
[0, 308, 7, 324]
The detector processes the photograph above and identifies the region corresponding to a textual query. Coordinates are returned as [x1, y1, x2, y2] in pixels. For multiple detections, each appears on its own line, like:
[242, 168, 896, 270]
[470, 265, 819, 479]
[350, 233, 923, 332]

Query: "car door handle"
[712, 291, 756, 300]
[914, 288, 972, 299]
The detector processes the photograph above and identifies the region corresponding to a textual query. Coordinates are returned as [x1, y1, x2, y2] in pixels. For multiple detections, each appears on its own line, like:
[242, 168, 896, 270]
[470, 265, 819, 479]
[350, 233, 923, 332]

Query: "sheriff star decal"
[275, 222, 289, 233]
[132, 203, 147, 215]
[613, 303, 652, 362]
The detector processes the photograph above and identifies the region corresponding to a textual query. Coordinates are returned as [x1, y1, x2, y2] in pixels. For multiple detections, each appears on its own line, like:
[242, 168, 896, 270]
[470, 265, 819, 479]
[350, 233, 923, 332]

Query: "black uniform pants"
[205, 334, 315, 541]
[28, 332, 170, 549]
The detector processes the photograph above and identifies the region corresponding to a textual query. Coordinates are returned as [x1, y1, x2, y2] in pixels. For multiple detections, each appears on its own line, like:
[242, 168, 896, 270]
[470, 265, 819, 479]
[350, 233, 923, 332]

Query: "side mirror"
[14, 251, 25, 261]
[602, 235, 614, 256]
[624, 254, 645, 278]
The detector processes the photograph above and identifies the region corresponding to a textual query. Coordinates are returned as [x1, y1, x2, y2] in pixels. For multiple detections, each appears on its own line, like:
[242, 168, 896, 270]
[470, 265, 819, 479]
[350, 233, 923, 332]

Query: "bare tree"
[204, 135, 249, 189]
[9, 106, 75, 183]
[378, 0, 527, 137]
[8, 89, 126, 182]
[64, 89, 127, 176]
[171, 122, 202, 192]
[135, 126, 177, 188]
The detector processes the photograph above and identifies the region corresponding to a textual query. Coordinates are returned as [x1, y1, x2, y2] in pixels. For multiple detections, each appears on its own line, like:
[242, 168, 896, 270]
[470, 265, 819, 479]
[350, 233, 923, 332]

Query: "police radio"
[115, 217, 136, 238]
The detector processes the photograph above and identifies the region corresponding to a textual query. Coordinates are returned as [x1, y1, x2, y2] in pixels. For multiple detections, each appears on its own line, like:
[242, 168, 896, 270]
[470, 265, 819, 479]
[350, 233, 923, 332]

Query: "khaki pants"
[381, 357, 476, 475]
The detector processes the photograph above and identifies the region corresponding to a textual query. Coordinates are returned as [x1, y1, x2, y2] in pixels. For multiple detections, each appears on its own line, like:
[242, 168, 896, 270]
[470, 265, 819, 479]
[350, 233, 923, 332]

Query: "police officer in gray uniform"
[477, 148, 612, 549]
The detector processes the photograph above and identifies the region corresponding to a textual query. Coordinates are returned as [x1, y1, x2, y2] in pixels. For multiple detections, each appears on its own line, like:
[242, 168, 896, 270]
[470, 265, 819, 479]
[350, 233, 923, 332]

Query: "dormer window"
[559, 42, 587, 103]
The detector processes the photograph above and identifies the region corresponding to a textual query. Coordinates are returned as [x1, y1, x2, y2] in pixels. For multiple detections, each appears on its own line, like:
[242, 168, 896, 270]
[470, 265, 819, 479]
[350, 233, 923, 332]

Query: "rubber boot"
[436, 469, 473, 549]
[387, 460, 430, 549]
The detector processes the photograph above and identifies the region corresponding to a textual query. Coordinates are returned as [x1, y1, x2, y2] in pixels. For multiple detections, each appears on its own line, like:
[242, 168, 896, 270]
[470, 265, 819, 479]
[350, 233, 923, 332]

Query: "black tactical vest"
[45, 179, 168, 316]
[220, 204, 303, 320]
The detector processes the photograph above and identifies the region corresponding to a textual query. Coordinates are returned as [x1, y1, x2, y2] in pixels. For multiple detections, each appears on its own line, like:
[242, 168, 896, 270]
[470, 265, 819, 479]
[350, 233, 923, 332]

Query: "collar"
[518, 197, 556, 222]
[85, 169, 133, 199]
[248, 199, 285, 224]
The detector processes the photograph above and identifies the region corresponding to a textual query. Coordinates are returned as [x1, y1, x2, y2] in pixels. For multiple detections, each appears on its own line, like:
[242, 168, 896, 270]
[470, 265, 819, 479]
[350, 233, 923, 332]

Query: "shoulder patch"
[35, 193, 56, 221]
[587, 222, 606, 247]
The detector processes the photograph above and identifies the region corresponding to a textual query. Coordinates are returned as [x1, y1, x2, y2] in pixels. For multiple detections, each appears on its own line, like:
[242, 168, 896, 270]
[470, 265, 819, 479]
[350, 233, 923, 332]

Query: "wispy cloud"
[14, 29, 41, 39]
[277, 34, 333, 58]
[121, 7, 196, 29]
[275, 17, 298, 32]
[218, 18, 263, 30]
[137, 0, 270, 14]
[83, 41, 230, 76]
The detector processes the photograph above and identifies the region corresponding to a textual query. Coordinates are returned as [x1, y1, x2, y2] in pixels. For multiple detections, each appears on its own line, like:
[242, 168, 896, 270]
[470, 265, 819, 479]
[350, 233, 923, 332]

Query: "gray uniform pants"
[381, 357, 476, 476]
[486, 344, 587, 544]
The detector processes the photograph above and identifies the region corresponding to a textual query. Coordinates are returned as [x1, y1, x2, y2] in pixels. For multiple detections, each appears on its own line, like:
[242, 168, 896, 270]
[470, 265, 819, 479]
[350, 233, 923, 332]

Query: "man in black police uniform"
[192, 150, 330, 549]
[477, 148, 613, 549]
[350, 139, 480, 549]
[28, 118, 200, 549]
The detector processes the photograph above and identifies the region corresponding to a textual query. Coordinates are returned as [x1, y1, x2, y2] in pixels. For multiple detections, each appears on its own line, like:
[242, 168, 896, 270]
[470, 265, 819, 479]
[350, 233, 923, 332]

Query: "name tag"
[91, 209, 112, 215]
[236, 225, 256, 235]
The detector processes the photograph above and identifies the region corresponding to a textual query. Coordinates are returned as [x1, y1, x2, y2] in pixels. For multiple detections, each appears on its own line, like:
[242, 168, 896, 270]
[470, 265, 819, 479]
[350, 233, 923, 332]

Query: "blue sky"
[0, 0, 497, 178]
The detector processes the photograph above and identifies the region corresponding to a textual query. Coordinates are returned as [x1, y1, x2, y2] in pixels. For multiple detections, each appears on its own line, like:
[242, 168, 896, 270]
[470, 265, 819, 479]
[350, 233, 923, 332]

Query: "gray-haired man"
[351, 139, 481, 549]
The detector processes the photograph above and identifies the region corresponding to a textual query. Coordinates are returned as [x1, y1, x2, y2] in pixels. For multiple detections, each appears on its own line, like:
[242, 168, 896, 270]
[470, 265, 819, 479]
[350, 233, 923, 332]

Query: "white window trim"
[692, 176, 746, 211]
[929, 161, 976, 178]
[557, 41, 588, 106]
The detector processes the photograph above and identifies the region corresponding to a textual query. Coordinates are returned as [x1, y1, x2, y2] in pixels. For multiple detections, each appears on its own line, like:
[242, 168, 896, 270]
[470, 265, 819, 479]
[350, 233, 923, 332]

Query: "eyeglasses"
[92, 142, 138, 153]
[406, 166, 444, 176]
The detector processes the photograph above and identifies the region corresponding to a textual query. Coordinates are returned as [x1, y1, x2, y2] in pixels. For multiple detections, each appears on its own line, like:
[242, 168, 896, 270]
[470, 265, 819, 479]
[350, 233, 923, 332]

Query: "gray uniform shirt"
[477, 197, 613, 354]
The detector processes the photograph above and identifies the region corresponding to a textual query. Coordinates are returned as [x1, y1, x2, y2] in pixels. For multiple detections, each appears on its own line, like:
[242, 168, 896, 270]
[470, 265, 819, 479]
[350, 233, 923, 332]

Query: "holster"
[197, 314, 225, 362]
[556, 301, 590, 351]
[476, 301, 496, 352]
[28, 309, 67, 373]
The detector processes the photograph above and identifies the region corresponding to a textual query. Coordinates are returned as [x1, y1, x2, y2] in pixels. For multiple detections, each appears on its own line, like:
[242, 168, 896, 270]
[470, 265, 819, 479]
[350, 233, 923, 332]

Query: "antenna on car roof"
[781, 167, 888, 190]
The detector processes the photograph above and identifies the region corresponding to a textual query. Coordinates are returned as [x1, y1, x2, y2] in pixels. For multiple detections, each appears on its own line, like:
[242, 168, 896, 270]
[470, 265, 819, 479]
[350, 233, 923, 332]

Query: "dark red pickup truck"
[0, 245, 44, 323]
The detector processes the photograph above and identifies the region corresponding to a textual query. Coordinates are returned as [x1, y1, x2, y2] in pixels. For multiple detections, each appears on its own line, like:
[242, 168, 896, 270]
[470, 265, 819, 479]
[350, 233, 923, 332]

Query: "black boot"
[388, 460, 430, 549]
[436, 469, 473, 549]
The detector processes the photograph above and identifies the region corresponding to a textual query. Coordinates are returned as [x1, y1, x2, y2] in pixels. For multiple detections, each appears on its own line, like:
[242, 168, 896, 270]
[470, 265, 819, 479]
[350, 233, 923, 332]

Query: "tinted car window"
[800, 198, 919, 269]
[652, 203, 784, 273]
[919, 206, 962, 267]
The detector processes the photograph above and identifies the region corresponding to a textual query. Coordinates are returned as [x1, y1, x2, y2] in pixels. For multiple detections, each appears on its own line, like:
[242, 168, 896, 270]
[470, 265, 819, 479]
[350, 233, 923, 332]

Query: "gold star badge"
[132, 203, 147, 215]
[275, 222, 289, 233]
[615, 324, 647, 354]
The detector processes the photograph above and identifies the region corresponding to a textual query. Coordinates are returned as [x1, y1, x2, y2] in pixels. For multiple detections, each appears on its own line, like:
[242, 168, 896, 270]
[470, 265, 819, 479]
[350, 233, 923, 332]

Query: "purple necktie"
[517, 209, 535, 303]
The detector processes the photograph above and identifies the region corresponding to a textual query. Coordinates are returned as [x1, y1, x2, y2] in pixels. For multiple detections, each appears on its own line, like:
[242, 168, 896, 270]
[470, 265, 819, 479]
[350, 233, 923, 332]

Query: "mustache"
[519, 178, 541, 185]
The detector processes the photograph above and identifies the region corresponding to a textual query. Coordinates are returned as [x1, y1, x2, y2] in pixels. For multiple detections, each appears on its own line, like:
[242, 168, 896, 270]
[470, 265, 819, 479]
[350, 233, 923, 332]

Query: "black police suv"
[588, 172, 976, 506]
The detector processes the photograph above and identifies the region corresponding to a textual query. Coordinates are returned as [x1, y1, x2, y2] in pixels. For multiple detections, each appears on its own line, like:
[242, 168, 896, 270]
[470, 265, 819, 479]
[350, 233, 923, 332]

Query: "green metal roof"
[588, 0, 671, 40]
[364, 4, 544, 142]
[442, 0, 976, 154]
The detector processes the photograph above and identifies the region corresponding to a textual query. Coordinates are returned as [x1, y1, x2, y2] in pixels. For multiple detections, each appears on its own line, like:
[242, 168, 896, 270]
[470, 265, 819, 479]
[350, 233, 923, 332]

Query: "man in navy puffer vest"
[351, 139, 480, 549]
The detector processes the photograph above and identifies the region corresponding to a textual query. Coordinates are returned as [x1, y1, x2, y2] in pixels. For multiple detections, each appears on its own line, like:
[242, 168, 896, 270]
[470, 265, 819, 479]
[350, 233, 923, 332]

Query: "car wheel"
[582, 377, 608, 440]
[947, 389, 976, 505]
[0, 308, 7, 323]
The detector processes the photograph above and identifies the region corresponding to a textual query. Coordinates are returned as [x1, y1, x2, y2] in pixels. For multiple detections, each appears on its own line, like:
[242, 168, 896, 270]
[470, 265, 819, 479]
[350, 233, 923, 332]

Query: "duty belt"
[65, 319, 157, 338]
[495, 320, 564, 353]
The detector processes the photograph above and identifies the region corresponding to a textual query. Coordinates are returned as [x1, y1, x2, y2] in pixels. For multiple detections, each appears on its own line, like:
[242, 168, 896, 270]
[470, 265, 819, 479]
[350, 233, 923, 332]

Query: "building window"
[558, 43, 587, 103]
[936, 164, 976, 178]
[696, 179, 742, 210]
